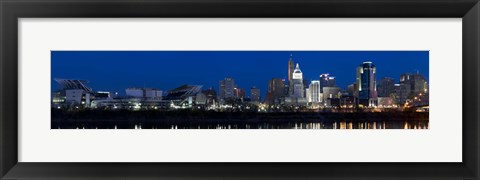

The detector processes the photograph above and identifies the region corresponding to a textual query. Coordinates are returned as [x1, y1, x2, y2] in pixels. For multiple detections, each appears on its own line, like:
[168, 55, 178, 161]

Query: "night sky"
[51, 51, 429, 99]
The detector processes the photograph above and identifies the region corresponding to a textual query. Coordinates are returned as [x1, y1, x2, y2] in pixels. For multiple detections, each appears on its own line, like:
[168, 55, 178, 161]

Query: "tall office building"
[319, 74, 336, 93]
[219, 77, 235, 100]
[283, 83, 290, 97]
[288, 54, 295, 95]
[356, 61, 378, 107]
[377, 77, 395, 97]
[266, 78, 285, 104]
[347, 83, 356, 96]
[393, 83, 411, 105]
[306, 88, 311, 103]
[303, 78, 310, 97]
[291, 63, 305, 98]
[250, 87, 261, 102]
[400, 73, 428, 97]
[219, 80, 225, 100]
[234, 87, 246, 99]
[322, 86, 341, 103]
[308, 81, 321, 103]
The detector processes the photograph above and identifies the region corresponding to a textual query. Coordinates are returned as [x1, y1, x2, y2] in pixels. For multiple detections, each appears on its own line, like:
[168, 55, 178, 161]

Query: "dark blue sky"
[51, 51, 429, 98]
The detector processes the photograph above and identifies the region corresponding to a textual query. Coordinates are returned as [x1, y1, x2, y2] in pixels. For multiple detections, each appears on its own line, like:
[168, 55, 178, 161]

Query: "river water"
[55, 120, 429, 129]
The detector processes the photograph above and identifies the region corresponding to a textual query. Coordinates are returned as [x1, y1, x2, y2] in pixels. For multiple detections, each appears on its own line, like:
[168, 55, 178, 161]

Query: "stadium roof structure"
[165, 84, 203, 100]
[54, 78, 93, 93]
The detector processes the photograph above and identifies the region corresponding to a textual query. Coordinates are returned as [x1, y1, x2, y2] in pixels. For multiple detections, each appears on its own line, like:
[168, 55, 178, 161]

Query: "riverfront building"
[53, 56, 427, 112]
[266, 78, 285, 105]
[288, 54, 295, 96]
[393, 83, 411, 105]
[291, 63, 305, 98]
[319, 74, 336, 93]
[322, 86, 341, 106]
[347, 83, 356, 96]
[125, 87, 163, 100]
[219, 77, 235, 100]
[200, 88, 217, 107]
[377, 77, 395, 97]
[308, 81, 321, 103]
[234, 87, 246, 99]
[400, 73, 428, 97]
[250, 87, 261, 102]
[285, 63, 308, 104]
[356, 61, 378, 107]
[52, 78, 208, 110]
[52, 79, 95, 108]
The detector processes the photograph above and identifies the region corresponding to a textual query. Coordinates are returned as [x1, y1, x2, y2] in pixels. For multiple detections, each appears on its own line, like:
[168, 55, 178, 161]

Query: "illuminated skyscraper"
[306, 88, 311, 103]
[308, 81, 321, 103]
[266, 78, 285, 104]
[291, 63, 304, 98]
[356, 61, 378, 107]
[219, 77, 235, 100]
[288, 54, 295, 95]
[319, 74, 336, 93]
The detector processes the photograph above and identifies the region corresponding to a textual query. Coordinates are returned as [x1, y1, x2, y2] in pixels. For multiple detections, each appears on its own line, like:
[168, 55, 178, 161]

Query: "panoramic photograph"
[51, 51, 429, 129]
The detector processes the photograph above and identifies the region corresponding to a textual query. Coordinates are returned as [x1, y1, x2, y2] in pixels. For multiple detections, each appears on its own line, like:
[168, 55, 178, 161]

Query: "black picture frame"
[1, 0, 479, 179]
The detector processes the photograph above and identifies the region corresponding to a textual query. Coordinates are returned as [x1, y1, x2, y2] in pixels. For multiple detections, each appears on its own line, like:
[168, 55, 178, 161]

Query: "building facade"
[250, 87, 261, 102]
[322, 86, 341, 103]
[266, 78, 285, 104]
[393, 83, 411, 105]
[308, 80, 321, 103]
[400, 73, 428, 98]
[201, 88, 217, 106]
[219, 77, 235, 100]
[126, 88, 162, 100]
[377, 77, 395, 97]
[319, 73, 336, 93]
[356, 61, 378, 107]
[234, 87, 246, 99]
[291, 63, 305, 98]
[288, 54, 295, 96]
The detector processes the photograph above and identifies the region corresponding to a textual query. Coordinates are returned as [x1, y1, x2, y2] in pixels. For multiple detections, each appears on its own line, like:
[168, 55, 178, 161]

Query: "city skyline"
[51, 51, 429, 99]
[51, 51, 429, 129]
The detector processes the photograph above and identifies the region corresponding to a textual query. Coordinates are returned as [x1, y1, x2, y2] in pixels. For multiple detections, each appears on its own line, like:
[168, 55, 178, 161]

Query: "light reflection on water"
[61, 120, 429, 129]
[164, 120, 428, 129]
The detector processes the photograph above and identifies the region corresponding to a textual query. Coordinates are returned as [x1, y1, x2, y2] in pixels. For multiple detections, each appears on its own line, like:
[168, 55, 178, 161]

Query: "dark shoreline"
[51, 109, 429, 129]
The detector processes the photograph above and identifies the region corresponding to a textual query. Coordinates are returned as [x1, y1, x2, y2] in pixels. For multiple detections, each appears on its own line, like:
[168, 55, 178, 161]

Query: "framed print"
[49, 50, 431, 130]
[1, 0, 479, 179]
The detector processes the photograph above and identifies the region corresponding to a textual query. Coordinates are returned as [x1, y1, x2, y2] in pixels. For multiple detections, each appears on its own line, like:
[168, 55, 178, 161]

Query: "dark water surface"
[53, 119, 429, 129]
[52, 109, 429, 129]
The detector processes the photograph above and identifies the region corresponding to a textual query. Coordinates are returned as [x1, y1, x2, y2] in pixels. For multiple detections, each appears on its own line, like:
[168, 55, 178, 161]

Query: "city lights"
[52, 55, 429, 113]
[51, 52, 429, 129]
